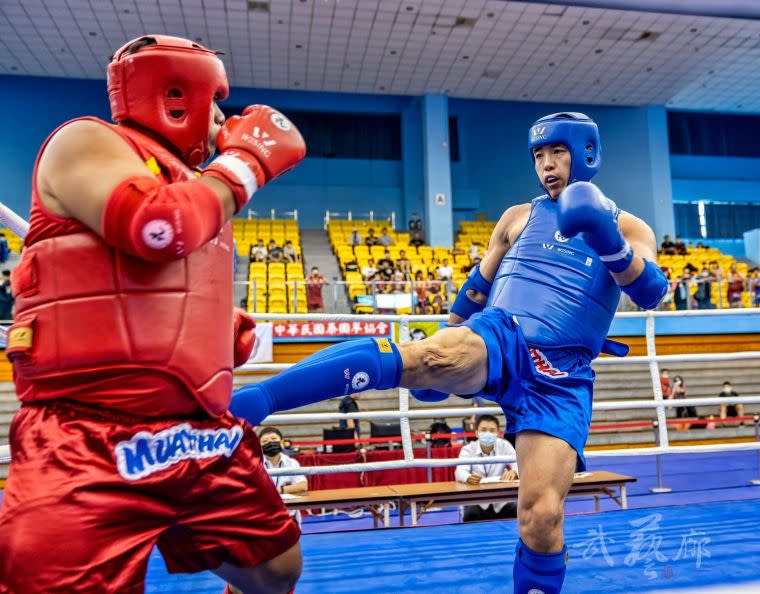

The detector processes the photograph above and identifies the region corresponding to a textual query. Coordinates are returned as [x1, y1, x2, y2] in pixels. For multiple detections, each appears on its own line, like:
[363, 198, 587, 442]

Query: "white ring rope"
[0, 204, 758, 479]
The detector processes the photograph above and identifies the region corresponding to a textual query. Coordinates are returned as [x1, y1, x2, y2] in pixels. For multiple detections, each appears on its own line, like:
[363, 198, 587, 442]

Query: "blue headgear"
[528, 112, 601, 185]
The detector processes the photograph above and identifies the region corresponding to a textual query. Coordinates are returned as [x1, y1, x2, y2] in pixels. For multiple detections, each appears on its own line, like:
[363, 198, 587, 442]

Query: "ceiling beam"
[516, 0, 760, 19]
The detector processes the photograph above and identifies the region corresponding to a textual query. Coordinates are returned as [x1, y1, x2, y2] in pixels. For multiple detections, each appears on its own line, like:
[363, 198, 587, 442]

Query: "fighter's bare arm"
[448, 203, 531, 325]
[36, 119, 236, 233]
[612, 212, 658, 287]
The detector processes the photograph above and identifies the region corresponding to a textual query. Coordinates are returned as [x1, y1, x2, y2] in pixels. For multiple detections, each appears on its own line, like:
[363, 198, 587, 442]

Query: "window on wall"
[221, 107, 402, 160]
[675, 201, 760, 238]
[674, 202, 701, 238]
[448, 116, 460, 162]
[668, 111, 760, 157]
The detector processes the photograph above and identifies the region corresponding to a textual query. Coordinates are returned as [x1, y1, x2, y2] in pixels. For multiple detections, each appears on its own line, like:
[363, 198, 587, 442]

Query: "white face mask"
[478, 431, 497, 447]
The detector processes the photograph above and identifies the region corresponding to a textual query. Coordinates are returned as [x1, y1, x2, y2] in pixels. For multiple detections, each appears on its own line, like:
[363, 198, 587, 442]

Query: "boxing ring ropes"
[0, 200, 759, 487]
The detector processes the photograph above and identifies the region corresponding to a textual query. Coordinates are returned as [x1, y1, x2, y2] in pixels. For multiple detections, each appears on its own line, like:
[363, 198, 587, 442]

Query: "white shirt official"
[455, 438, 518, 512]
[264, 452, 307, 525]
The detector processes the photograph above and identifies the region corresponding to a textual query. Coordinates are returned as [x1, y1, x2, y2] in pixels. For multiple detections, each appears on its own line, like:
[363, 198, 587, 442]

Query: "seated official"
[454, 415, 518, 522]
[259, 427, 308, 525]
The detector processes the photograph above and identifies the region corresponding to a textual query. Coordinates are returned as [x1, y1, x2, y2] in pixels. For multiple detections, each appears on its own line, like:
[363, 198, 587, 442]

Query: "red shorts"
[0, 402, 300, 593]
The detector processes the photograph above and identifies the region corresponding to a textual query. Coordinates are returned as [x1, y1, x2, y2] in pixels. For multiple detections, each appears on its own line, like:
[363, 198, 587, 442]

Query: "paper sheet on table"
[280, 493, 303, 500]
[479, 476, 518, 484]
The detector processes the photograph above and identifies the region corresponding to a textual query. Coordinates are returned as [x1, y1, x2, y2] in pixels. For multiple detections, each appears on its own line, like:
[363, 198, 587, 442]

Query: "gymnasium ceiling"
[1, 0, 760, 112]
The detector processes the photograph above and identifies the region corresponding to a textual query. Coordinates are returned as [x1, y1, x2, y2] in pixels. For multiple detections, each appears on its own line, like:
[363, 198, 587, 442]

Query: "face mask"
[478, 431, 497, 447]
[262, 441, 283, 457]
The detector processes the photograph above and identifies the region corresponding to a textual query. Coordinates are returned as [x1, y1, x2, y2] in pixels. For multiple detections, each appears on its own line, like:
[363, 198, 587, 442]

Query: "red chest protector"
[9, 117, 235, 417]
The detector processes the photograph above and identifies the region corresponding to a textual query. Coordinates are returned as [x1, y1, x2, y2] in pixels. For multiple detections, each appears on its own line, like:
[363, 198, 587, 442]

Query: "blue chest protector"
[488, 196, 620, 359]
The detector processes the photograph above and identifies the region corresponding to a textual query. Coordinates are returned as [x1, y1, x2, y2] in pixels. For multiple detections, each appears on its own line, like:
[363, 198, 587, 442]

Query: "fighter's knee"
[518, 494, 564, 548]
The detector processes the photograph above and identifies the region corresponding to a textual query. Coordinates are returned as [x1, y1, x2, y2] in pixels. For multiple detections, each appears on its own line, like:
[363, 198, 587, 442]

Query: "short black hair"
[723, 381, 732, 386]
[258, 427, 283, 440]
[475, 414, 500, 430]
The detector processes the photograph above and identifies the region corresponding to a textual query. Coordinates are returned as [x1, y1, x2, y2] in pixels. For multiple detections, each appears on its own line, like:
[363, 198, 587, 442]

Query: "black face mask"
[262, 441, 283, 457]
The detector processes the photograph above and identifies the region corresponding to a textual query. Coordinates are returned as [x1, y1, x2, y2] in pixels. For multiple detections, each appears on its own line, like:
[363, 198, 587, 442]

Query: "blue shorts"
[461, 307, 595, 471]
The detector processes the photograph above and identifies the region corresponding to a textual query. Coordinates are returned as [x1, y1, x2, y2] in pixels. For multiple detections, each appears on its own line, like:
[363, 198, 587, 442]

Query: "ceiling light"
[247, 1, 270, 12]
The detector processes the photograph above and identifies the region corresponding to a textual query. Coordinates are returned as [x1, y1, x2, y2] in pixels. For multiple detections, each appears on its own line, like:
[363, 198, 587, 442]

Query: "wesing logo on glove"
[242, 126, 277, 158]
[270, 111, 292, 131]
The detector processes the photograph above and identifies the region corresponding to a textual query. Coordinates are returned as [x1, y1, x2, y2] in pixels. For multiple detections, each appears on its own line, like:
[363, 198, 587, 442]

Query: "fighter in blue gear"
[231, 112, 667, 594]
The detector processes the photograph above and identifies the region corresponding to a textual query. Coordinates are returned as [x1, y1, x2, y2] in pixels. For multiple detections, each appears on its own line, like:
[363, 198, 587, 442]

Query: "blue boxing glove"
[557, 182, 633, 273]
[410, 388, 451, 403]
[451, 263, 493, 320]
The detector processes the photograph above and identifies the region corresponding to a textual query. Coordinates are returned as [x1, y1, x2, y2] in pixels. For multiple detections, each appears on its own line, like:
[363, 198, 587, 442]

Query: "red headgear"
[107, 35, 229, 167]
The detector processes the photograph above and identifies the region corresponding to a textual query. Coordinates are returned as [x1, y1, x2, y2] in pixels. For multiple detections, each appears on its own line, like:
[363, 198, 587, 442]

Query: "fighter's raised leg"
[229, 324, 490, 425]
[512, 431, 577, 594]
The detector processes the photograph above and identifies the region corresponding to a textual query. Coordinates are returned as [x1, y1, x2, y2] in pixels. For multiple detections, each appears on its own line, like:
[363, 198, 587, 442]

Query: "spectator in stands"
[396, 250, 411, 275]
[390, 269, 407, 294]
[726, 263, 746, 308]
[348, 227, 363, 247]
[696, 241, 709, 249]
[437, 258, 453, 281]
[338, 393, 361, 438]
[695, 266, 715, 309]
[414, 270, 430, 314]
[674, 235, 687, 255]
[660, 234, 676, 255]
[0, 270, 13, 321]
[409, 212, 424, 247]
[687, 241, 695, 251]
[709, 260, 723, 280]
[659, 368, 672, 400]
[267, 240, 285, 263]
[365, 228, 380, 247]
[283, 240, 298, 263]
[719, 381, 744, 421]
[379, 227, 394, 247]
[377, 250, 394, 276]
[361, 258, 379, 282]
[455, 414, 518, 522]
[464, 255, 482, 274]
[658, 267, 674, 310]
[0, 233, 8, 264]
[433, 293, 448, 315]
[251, 238, 267, 262]
[673, 270, 693, 310]
[469, 243, 482, 261]
[426, 271, 441, 295]
[750, 268, 760, 307]
[671, 375, 696, 428]
[259, 427, 308, 525]
[306, 267, 329, 313]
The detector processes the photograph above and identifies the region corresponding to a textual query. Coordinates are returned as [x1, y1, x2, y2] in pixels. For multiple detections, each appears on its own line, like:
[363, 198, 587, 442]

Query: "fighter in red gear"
[0, 35, 305, 594]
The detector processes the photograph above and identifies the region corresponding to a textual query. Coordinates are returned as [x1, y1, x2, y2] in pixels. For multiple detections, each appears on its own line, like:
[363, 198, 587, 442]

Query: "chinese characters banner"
[272, 321, 391, 339]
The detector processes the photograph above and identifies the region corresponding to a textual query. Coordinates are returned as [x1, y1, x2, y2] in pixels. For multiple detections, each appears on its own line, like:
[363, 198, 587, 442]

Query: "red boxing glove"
[233, 308, 256, 368]
[202, 105, 306, 212]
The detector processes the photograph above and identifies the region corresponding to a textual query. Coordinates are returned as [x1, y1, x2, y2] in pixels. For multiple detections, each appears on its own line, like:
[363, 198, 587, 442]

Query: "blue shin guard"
[229, 337, 403, 425]
[513, 539, 567, 594]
